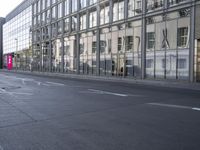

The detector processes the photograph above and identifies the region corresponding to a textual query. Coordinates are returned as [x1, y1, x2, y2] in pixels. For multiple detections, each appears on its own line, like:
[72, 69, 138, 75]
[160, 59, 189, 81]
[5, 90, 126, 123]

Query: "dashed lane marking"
[148, 103, 200, 112]
[88, 89, 128, 97]
[46, 82, 65, 86]
[192, 108, 200, 111]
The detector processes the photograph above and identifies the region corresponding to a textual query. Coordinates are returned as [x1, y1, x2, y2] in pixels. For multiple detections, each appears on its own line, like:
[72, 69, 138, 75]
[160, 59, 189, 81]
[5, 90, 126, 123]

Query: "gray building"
[3, 0, 200, 82]
[0, 17, 5, 69]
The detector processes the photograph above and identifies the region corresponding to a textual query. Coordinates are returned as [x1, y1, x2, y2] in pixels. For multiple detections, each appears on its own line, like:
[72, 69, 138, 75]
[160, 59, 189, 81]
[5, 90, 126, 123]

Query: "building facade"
[0, 17, 5, 69]
[3, 0, 34, 70]
[3, 0, 200, 82]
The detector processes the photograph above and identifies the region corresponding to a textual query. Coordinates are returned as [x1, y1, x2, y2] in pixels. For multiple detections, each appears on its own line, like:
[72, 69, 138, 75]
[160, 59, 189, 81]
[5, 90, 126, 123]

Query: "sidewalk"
[1, 69, 200, 91]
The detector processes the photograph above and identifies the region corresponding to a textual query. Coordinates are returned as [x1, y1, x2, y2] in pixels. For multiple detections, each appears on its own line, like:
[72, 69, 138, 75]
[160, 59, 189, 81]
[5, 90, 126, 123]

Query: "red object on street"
[7, 54, 13, 70]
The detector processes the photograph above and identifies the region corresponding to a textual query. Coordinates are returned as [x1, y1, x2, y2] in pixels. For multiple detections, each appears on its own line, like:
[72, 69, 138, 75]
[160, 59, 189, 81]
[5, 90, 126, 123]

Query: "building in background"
[3, 0, 34, 70]
[0, 17, 5, 69]
[2, 0, 200, 82]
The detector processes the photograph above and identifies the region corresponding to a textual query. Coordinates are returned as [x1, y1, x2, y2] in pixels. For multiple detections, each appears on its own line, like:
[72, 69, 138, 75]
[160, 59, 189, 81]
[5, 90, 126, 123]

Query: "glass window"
[177, 27, 188, 48]
[147, 32, 155, 49]
[52, 6, 56, 21]
[46, 0, 50, 8]
[90, 0, 97, 5]
[145, 11, 190, 80]
[128, 0, 142, 17]
[64, 18, 70, 33]
[34, 3, 37, 15]
[100, 2, 110, 25]
[41, 12, 46, 25]
[92, 42, 97, 53]
[125, 36, 133, 51]
[37, 0, 41, 13]
[113, 0, 124, 22]
[52, 23, 57, 38]
[51, 39, 62, 72]
[65, 0, 70, 15]
[46, 10, 51, 23]
[72, 0, 78, 13]
[71, 16, 77, 31]
[146, 59, 154, 68]
[64, 36, 77, 73]
[89, 10, 97, 28]
[80, 0, 87, 9]
[42, 0, 45, 10]
[80, 14, 87, 30]
[58, 21, 63, 35]
[147, 0, 164, 12]
[58, 3, 63, 18]
[168, 0, 189, 6]
[178, 58, 187, 69]
[52, 0, 56, 4]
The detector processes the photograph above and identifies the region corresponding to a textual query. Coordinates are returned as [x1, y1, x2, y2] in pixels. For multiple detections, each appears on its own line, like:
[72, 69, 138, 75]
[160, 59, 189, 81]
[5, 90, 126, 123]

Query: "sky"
[0, 0, 24, 17]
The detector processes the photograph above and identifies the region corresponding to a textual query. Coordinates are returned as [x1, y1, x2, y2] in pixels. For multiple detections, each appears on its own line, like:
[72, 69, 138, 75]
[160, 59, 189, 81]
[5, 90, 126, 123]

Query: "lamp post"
[15, 38, 18, 69]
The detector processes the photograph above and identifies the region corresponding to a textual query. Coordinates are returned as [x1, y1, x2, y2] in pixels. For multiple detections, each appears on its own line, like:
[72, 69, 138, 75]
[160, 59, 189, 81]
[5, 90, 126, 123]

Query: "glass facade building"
[3, 0, 34, 70]
[2, 0, 200, 82]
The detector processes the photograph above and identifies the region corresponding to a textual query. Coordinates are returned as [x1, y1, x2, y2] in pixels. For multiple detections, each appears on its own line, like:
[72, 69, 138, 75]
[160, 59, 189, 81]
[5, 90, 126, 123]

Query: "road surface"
[0, 72, 200, 150]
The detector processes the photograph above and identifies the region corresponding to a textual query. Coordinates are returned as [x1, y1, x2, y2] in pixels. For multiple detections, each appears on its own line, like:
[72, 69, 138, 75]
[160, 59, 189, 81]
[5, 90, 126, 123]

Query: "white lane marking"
[46, 82, 65, 86]
[42, 83, 51, 87]
[15, 77, 34, 81]
[0, 91, 33, 96]
[148, 103, 191, 109]
[148, 103, 200, 112]
[192, 108, 200, 111]
[88, 89, 128, 97]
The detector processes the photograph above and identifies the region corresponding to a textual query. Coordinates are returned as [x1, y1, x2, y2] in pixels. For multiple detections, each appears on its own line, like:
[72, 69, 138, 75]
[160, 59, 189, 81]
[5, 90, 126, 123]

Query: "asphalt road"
[0, 72, 200, 150]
